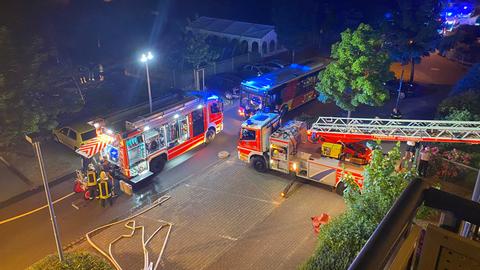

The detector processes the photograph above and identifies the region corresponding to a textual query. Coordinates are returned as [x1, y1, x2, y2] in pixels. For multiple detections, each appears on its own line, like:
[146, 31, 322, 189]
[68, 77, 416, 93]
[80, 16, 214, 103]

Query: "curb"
[0, 171, 77, 209]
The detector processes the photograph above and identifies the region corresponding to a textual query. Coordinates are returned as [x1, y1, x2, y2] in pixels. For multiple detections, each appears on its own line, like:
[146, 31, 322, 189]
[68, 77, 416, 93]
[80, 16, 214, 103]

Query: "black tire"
[251, 156, 267, 173]
[205, 128, 216, 144]
[336, 181, 346, 196]
[150, 155, 167, 174]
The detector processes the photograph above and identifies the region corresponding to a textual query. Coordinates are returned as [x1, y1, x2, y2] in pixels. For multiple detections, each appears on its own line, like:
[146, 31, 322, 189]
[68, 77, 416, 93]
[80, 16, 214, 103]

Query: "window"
[60, 128, 69, 136]
[210, 103, 220, 114]
[179, 116, 190, 142]
[166, 120, 180, 146]
[240, 128, 256, 141]
[81, 129, 97, 141]
[192, 109, 205, 137]
[68, 129, 77, 140]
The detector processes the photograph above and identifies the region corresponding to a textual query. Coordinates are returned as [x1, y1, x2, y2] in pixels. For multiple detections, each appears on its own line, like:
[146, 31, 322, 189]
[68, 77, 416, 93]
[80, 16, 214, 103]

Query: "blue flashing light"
[446, 12, 453, 16]
[242, 80, 254, 86]
[109, 147, 119, 163]
[207, 95, 219, 100]
[246, 119, 253, 125]
[464, 6, 468, 10]
[290, 63, 299, 68]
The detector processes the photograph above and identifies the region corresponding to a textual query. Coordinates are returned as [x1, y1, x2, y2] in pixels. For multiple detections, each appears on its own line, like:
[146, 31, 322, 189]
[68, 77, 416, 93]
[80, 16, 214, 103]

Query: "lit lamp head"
[140, 51, 154, 63]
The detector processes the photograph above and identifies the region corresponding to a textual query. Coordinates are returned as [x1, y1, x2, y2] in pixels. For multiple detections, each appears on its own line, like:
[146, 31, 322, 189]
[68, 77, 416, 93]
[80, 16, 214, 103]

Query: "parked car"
[262, 59, 287, 71]
[53, 123, 97, 150]
[205, 73, 242, 100]
[383, 80, 420, 99]
[238, 64, 270, 78]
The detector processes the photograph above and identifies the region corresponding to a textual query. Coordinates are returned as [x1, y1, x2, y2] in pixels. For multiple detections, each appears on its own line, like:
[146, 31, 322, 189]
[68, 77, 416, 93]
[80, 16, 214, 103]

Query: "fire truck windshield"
[240, 91, 264, 112]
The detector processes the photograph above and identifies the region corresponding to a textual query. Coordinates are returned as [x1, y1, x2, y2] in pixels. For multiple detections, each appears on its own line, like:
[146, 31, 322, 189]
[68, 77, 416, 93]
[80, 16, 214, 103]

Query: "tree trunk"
[409, 59, 415, 84]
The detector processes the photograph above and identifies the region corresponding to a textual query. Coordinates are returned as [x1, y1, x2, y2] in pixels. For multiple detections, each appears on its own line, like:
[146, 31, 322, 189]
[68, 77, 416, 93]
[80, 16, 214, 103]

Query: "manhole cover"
[218, 151, 230, 159]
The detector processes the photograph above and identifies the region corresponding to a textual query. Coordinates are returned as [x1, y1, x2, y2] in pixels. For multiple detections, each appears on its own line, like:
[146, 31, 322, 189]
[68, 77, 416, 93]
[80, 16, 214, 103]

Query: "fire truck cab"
[237, 112, 364, 194]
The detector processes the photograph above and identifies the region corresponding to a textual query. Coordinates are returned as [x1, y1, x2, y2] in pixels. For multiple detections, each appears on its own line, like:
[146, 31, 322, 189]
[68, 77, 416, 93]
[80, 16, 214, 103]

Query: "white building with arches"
[186, 16, 281, 57]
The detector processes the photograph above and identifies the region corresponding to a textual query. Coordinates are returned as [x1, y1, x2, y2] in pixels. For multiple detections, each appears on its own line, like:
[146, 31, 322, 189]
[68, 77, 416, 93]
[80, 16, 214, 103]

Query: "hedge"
[27, 251, 113, 270]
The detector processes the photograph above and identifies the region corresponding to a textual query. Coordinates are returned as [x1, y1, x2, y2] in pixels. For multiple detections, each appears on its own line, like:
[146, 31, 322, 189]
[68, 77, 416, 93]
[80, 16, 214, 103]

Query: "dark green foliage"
[301, 145, 413, 270]
[0, 26, 83, 148]
[316, 24, 393, 112]
[383, 0, 441, 82]
[184, 32, 220, 69]
[437, 90, 480, 121]
[450, 63, 480, 96]
[27, 252, 113, 270]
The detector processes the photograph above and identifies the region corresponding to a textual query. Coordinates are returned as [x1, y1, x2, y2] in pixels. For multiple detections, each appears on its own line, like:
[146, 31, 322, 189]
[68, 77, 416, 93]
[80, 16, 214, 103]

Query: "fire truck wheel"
[150, 155, 167, 174]
[336, 182, 346, 196]
[251, 156, 267, 173]
[205, 128, 216, 144]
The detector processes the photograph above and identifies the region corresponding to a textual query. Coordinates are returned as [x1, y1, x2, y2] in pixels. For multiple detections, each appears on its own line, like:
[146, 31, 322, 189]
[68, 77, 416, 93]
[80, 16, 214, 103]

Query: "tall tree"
[383, 0, 441, 83]
[183, 32, 219, 69]
[0, 26, 83, 148]
[316, 24, 393, 115]
[271, 0, 319, 59]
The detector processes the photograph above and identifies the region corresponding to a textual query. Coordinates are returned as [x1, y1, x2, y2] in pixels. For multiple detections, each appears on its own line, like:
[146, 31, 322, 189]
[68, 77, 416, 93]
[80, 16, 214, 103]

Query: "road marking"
[219, 234, 238, 241]
[71, 203, 79, 210]
[0, 192, 75, 225]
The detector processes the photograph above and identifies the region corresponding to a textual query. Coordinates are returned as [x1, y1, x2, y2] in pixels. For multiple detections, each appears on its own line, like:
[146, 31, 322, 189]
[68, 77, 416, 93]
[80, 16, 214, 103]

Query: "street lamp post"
[140, 51, 154, 114]
[25, 134, 64, 262]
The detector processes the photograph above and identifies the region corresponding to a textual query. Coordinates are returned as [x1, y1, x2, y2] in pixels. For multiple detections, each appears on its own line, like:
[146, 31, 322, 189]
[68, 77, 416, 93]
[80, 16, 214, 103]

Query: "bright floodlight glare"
[143, 126, 150, 131]
[197, 104, 203, 109]
[140, 51, 153, 63]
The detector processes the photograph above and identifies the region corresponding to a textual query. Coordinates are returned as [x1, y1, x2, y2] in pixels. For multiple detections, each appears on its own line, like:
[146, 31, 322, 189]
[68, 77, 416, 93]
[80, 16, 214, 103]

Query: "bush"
[437, 90, 480, 120]
[27, 252, 113, 270]
[301, 144, 414, 270]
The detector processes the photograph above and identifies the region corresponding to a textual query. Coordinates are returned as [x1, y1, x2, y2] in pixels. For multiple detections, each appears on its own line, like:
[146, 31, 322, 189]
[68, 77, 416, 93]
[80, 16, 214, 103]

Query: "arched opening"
[262, 41, 268, 54]
[240, 40, 249, 54]
[269, 40, 276, 52]
[251, 41, 259, 54]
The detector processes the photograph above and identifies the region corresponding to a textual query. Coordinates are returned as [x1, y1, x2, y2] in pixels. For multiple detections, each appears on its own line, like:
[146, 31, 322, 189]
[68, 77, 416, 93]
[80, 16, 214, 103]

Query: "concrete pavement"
[73, 157, 345, 270]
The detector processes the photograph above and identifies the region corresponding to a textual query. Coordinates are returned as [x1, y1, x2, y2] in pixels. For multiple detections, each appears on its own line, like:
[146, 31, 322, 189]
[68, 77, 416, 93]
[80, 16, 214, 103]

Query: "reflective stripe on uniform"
[98, 181, 111, 199]
[87, 171, 97, 187]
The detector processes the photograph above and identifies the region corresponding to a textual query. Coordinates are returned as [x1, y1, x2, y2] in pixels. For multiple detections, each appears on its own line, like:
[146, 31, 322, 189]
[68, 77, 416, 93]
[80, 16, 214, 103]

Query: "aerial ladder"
[287, 116, 480, 196]
[309, 117, 480, 144]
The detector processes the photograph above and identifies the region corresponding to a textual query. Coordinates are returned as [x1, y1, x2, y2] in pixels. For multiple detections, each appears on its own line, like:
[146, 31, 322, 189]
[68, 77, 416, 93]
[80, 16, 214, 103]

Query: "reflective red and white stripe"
[76, 135, 113, 158]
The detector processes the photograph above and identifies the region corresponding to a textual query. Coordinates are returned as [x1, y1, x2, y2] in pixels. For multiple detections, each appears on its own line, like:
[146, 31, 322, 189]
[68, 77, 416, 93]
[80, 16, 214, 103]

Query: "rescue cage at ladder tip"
[76, 91, 224, 186]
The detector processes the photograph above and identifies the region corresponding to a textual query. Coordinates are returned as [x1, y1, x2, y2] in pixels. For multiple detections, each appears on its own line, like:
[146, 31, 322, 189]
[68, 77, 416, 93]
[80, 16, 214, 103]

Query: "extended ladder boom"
[310, 117, 480, 144]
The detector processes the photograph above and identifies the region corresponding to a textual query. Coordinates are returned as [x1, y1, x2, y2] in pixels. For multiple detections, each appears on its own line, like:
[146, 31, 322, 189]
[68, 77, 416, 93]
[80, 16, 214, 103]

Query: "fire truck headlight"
[292, 162, 297, 171]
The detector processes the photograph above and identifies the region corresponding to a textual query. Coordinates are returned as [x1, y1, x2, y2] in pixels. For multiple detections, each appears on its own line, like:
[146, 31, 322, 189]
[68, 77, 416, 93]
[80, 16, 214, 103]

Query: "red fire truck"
[238, 58, 328, 118]
[238, 113, 480, 195]
[77, 92, 223, 185]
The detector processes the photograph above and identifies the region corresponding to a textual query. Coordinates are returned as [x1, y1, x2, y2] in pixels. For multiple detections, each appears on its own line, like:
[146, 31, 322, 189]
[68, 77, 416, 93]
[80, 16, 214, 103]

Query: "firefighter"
[86, 164, 98, 200]
[98, 171, 113, 207]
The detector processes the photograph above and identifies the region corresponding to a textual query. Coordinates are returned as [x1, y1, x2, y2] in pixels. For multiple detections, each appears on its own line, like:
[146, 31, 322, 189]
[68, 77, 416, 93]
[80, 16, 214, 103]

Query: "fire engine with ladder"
[76, 91, 223, 187]
[237, 112, 480, 195]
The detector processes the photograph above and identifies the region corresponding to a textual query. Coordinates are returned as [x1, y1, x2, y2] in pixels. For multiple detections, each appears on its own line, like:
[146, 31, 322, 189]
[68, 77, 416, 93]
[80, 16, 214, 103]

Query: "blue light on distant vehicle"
[207, 95, 219, 100]
[109, 147, 119, 163]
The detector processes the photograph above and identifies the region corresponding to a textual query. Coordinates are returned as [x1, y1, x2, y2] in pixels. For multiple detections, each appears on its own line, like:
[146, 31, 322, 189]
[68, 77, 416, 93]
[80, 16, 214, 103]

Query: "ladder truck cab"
[237, 113, 366, 194]
[77, 91, 224, 187]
